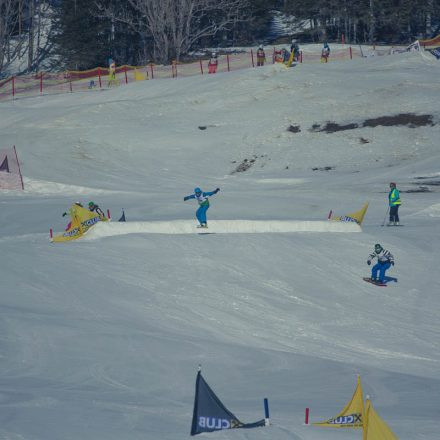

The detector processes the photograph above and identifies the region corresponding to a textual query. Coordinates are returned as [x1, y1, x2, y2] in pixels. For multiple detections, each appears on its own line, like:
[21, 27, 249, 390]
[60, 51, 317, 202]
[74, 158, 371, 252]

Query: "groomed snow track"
[83, 220, 361, 240]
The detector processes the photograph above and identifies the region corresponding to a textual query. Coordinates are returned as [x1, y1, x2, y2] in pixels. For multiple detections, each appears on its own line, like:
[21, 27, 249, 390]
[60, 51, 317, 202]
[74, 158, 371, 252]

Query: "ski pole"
[381, 207, 390, 227]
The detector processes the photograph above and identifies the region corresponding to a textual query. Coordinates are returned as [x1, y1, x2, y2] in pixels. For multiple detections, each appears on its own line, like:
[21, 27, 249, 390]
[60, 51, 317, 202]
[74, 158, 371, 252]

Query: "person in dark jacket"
[290, 40, 300, 61]
[88, 201, 105, 219]
[257, 45, 266, 66]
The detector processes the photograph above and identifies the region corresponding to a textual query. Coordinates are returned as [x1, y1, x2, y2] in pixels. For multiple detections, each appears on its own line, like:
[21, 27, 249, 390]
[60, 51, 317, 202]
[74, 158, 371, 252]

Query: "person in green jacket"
[388, 182, 401, 225]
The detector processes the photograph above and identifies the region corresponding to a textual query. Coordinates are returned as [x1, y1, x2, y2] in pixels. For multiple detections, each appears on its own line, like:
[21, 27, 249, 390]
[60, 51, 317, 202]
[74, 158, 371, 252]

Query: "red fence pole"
[50, 228, 53, 239]
[124, 66, 128, 84]
[199, 60, 204, 75]
[150, 64, 154, 79]
[300, 51, 303, 63]
[227, 54, 230, 72]
[272, 47, 275, 64]
[13, 145, 24, 190]
[12, 76, 15, 99]
[69, 72, 72, 93]
[40, 72, 43, 94]
[107, 209, 111, 219]
[251, 49, 255, 67]
[98, 67, 102, 88]
[349, 46, 353, 59]
[305, 408, 310, 425]
[342, 33, 345, 47]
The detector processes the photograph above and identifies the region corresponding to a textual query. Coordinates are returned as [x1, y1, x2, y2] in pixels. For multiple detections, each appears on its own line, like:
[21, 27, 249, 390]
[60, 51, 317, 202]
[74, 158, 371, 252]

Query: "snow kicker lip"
[83, 220, 361, 240]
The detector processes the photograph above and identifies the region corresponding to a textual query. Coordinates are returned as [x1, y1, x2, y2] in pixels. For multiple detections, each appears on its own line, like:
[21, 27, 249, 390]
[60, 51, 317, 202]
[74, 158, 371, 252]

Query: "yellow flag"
[52, 204, 106, 243]
[363, 397, 399, 440]
[332, 202, 369, 225]
[134, 68, 146, 81]
[313, 375, 364, 428]
[286, 50, 295, 67]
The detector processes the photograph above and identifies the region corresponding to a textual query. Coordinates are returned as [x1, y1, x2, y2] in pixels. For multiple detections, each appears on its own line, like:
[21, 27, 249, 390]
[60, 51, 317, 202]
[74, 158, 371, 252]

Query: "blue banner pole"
[264, 398, 270, 426]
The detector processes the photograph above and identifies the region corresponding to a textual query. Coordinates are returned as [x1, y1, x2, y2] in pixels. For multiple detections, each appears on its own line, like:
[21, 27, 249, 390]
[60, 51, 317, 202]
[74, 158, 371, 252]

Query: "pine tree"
[53, 0, 110, 70]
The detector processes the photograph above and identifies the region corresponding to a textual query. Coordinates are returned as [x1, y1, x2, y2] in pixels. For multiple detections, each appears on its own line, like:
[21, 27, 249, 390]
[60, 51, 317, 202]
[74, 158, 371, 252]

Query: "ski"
[363, 277, 387, 287]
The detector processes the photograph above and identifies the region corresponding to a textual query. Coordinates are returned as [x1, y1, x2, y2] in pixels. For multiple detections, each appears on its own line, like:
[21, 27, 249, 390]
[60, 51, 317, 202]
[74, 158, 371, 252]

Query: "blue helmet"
[194, 187, 202, 194]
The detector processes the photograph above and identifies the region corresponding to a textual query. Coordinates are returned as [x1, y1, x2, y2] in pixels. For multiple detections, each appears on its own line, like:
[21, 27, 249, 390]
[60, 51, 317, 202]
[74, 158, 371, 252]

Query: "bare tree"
[96, 0, 248, 64]
[30, 1, 56, 72]
[0, 0, 23, 75]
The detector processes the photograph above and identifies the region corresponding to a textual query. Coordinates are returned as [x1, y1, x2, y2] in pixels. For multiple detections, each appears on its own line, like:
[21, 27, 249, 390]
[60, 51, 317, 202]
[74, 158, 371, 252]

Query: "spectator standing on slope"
[208, 53, 218, 74]
[388, 182, 401, 225]
[321, 42, 330, 62]
[108, 58, 118, 87]
[256, 45, 266, 66]
[290, 39, 300, 61]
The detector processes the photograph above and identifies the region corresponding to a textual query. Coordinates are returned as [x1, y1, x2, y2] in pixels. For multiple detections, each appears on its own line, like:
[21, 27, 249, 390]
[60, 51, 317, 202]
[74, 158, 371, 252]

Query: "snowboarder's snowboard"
[386, 224, 404, 227]
[363, 277, 387, 287]
[196, 224, 213, 234]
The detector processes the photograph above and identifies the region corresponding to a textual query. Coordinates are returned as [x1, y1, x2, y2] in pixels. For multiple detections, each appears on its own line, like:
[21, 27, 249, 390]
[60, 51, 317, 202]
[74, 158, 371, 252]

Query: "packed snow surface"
[0, 49, 439, 440]
[84, 220, 361, 239]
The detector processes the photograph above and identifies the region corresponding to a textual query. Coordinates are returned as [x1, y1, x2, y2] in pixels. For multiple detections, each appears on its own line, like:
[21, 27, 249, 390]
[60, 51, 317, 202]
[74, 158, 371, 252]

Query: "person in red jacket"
[208, 53, 218, 74]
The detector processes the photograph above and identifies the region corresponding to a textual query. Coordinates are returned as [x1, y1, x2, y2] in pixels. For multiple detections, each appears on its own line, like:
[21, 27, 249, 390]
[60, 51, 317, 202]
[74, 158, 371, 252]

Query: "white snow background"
[0, 49, 439, 440]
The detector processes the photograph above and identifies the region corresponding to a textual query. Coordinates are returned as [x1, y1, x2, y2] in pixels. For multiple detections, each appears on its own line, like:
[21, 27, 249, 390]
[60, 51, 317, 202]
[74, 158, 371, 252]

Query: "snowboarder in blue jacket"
[184, 187, 220, 228]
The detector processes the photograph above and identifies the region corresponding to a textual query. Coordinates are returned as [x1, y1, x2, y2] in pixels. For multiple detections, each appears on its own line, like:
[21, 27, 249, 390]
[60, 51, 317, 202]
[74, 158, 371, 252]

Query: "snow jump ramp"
[84, 220, 361, 240]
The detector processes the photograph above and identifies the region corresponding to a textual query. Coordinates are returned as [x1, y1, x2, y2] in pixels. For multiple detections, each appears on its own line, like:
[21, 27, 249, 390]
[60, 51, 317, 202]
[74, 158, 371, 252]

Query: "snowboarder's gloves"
[62, 212, 67, 217]
[215, 188, 220, 193]
[367, 260, 371, 266]
[391, 261, 394, 266]
[184, 196, 189, 201]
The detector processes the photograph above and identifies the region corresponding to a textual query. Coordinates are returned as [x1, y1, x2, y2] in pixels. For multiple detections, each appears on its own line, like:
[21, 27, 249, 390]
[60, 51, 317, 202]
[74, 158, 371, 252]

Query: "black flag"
[118, 209, 126, 222]
[0, 156, 9, 173]
[190, 370, 265, 435]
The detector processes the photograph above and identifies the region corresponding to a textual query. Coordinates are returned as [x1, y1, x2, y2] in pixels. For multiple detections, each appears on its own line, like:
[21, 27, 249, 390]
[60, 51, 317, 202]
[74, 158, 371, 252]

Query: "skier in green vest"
[388, 182, 401, 226]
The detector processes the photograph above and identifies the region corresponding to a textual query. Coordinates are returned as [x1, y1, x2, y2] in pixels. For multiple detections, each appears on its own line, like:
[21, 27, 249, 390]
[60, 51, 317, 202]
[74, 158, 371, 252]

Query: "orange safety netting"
[0, 48, 361, 102]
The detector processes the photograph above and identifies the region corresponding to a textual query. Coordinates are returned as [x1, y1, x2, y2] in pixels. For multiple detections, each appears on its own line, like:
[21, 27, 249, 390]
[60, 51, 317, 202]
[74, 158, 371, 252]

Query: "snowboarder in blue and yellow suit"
[184, 187, 220, 228]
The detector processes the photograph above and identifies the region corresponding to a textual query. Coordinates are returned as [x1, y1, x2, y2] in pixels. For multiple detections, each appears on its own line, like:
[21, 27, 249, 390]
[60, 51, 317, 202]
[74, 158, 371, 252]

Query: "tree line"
[0, 0, 439, 77]
[284, 0, 439, 45]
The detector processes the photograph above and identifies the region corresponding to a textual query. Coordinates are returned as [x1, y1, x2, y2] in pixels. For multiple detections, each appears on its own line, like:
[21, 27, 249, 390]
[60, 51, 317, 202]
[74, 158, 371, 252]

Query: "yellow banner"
[52, 204, 106, 243]
[332, 202, 369, 225]
[363, 397, 398, 440]
[313, 375, 364, 428]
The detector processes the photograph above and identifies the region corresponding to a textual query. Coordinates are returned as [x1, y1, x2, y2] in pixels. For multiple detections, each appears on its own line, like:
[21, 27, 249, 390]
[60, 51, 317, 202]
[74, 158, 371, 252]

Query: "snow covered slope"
[0, 49, 439, 440]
